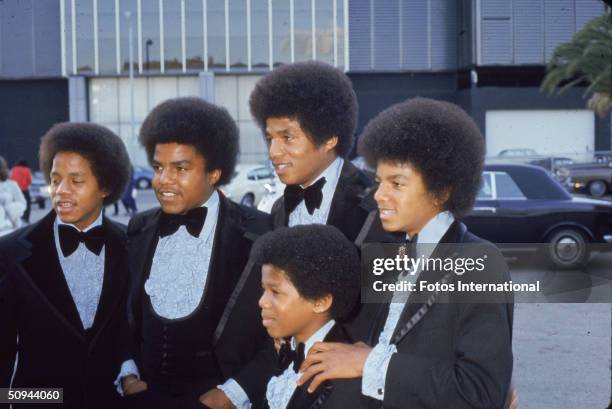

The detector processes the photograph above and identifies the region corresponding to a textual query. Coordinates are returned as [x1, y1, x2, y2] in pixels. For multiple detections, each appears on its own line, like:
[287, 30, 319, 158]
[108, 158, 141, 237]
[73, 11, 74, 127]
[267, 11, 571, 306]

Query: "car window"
[495, 172, 526, 199]
[478, 173, 494, 199]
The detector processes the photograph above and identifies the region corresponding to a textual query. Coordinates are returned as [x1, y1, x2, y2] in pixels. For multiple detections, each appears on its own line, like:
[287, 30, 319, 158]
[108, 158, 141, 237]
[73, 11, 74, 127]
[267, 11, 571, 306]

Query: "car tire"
[588, 180, 607, 197]
[37, 198, 45, 209]
[240, 193, 255, 207]
[546, 228, 589, 269]
[136, 178, 151, 190]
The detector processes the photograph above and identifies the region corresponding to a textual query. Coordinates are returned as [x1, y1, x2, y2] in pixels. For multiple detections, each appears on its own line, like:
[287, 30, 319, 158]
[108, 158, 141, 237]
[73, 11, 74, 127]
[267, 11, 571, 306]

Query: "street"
[28, 189, 612, 408]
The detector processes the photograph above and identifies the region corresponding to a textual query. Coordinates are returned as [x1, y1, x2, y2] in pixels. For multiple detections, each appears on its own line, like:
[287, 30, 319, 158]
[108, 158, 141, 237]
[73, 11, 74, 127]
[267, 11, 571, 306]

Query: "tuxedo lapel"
[16, 211, 86, 341]
[211, 196, 253, 344]
[127, 209, 161, 331]
[285, 324, 350, 409]
[326, 161, 373, 242]
[390, 221, 466, 343]
[89, 218, 127, 348]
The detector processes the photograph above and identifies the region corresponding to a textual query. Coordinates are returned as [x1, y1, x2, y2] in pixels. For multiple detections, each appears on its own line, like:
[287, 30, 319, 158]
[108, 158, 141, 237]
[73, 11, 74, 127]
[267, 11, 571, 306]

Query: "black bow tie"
[159, 207, 207, 238]
[399, 234, 419, 262]
[277, 340, 305, 373]
[58, 224, 105, 257]
[284, 177, 326, 216]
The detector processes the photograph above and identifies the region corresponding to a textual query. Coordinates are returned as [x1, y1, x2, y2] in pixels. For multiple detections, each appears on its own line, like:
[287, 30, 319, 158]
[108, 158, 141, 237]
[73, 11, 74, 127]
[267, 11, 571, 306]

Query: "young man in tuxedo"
[254, 224, 373, 409]
[118, 97, 272, 409]
[0, 123, 132, 408]
[249, 61, 381, 244]
[297, 98, 515, 409]
[249, 61, 392, 342]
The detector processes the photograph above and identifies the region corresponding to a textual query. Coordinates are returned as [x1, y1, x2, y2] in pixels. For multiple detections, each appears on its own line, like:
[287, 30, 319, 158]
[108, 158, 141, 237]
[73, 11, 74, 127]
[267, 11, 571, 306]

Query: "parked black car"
[464, 164, 612, 269]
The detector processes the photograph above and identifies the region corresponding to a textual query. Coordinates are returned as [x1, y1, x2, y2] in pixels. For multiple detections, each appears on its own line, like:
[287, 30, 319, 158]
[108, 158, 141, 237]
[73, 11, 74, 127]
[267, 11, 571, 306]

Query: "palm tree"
[541, 7, 612, 117]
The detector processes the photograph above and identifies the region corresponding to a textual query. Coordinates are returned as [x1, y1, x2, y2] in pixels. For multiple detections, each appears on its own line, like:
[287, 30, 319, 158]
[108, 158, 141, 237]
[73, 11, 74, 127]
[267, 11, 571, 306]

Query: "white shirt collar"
[291, 319, 336, 356]
[56, 210, 103, 232]
[407, 211, 455, 245]
[301, 156, 343, 189]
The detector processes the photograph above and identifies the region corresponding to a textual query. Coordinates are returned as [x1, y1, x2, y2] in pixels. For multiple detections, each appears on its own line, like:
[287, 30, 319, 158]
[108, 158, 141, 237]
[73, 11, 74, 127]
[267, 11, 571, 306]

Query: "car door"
[493, 171, 531, 243]
[464, 172, 501, 240]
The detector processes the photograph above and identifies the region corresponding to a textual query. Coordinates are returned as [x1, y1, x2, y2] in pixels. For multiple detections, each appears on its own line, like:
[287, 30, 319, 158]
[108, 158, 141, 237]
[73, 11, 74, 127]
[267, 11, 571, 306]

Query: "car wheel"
[546, 228, 588, 269]
[240, 193, 255, 207]
[136, 178, 151, 190]
[588, 180, 607, 197]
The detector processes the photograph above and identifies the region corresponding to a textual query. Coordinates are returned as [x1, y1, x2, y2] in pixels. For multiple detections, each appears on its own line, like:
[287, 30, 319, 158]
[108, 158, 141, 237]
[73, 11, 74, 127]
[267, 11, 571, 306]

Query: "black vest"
[140, 287, 222, 395]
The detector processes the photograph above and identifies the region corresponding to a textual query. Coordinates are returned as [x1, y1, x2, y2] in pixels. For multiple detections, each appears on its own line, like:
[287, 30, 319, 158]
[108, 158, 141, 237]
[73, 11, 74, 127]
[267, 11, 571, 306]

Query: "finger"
[297, 363, 325, 386]
[300, 351, 326, 372]
[307, 372, 331, 393]
[308, 341, 337, 354]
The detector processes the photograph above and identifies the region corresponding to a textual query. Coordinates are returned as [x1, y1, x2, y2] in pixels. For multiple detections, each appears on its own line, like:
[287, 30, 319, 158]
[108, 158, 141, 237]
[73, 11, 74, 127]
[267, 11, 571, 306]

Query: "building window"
[229, 0, 248, 69]
[251, 0, 270, 69]
[163, 0, 182, 71]
[141, 0, 161, 72]
[186, 0, 205, 70]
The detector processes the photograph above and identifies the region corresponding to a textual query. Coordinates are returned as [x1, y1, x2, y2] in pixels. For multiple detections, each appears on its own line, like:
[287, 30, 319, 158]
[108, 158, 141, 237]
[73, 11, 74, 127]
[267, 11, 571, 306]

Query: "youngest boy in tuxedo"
[251, 224, 373, 409]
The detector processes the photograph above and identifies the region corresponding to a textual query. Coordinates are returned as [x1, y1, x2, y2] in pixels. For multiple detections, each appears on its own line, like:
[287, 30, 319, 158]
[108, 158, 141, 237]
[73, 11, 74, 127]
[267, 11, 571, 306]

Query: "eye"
[177, 166, 187, 172]
[152, 165, 161, 173]
[392, 181, 404, 188]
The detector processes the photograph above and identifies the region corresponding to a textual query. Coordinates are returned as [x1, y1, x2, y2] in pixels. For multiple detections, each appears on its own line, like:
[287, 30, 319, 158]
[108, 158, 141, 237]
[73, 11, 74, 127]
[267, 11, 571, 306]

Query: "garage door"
[485, 110, 594, 157]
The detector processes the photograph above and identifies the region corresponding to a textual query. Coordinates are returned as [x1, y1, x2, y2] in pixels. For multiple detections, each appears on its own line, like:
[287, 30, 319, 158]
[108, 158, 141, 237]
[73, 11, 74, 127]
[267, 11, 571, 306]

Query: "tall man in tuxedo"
[0, 123, 133, 408]
[117, 97, 272, 409]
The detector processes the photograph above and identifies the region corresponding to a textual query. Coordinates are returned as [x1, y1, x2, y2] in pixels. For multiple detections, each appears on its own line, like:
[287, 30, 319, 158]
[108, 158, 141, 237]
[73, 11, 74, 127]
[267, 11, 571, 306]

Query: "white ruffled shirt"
[53, 211, 105, 330]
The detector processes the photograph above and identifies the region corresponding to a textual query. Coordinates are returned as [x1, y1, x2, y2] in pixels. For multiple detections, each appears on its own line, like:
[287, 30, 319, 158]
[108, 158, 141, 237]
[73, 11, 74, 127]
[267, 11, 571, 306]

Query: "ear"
[208, 169, 222, 186]
[323, 136, 338, 153]
[312, 294, 333, 314]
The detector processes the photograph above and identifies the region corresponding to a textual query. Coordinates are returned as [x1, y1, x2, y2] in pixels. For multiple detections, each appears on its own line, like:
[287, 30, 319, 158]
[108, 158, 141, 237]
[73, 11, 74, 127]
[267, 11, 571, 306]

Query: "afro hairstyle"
[358, 97, 485, 218]
[249, 61, 357, 157]
[39, 122, 131, 206]
[250, 224, 360, 321]
[139, 97, 239, 186]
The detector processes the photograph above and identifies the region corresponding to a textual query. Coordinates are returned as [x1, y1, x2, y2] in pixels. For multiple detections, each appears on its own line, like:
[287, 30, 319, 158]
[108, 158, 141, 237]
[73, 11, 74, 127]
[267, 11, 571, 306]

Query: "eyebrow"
[152, 160, 192, 166]
[51, 171, 85, 177]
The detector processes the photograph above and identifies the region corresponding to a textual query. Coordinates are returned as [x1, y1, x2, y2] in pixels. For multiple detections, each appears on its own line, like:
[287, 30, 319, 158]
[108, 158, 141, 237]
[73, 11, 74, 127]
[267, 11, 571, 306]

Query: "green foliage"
[541, 12, 612, 116]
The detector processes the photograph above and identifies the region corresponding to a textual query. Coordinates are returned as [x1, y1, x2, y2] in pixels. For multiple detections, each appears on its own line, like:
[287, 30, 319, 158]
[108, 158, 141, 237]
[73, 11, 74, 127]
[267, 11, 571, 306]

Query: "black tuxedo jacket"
[0, 211, 130, 409]
[125, 193, 273, 402]
[264, 324, 376, 409]
[369, 221, 514, 409]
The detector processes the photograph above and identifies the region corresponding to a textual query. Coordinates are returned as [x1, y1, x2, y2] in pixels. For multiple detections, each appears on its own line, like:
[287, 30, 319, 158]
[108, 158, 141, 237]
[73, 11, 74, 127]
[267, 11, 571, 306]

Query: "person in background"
[0, 156, 26, 233]
[121, 165, 138, 216]
[9, 158, 32, 223]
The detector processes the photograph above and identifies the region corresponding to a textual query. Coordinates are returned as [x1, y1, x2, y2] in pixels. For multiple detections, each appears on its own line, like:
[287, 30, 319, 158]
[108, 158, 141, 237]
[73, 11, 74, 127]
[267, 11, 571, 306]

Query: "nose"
[268, 138, 283, 159]
[158, 167, 175, 185]
[258, 290, 269, 309]
[374, 182, 387, 205]
[55, 179, 72, 195]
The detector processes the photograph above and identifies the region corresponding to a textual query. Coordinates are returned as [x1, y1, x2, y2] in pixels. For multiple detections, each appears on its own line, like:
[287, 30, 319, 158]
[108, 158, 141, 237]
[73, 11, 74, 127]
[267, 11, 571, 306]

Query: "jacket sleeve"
[0, 262, 17, 390]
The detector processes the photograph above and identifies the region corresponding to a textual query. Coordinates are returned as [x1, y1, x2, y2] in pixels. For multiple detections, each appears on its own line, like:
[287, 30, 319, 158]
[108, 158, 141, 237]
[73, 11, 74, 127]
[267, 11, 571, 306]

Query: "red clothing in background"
[10, 165, 33, 191]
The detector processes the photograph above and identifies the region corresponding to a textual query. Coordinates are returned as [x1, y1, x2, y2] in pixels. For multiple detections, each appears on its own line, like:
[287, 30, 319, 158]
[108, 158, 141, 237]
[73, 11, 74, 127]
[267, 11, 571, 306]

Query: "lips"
[273, 162, 291, 174]
[261, 313, 275, 327]
[55, 200, 76, 215]
[378, 208, 396, 220]
[157, 190, 180, 201]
